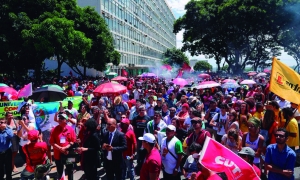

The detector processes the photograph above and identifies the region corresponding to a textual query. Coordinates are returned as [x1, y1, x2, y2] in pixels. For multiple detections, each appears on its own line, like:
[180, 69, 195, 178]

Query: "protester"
[187, 117, 211, 147]
[0, 117, 13, 180]
[238, 147, 261, 177]
[282, 107, 299, 150]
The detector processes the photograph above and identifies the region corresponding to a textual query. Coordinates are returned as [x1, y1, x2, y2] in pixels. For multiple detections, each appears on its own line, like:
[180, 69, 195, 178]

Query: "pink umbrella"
[112, 76, 128, 81]
[197, 81, 221, 89]
[263, 69, 271, 73]
[93, 82, 127, 96]
[247, 72, 257, 76]
[198, 73, 211, 78]
[240, 79, 256, 85]
[172, 78, 188, 87]
[162, 65, 172, 71]
[222, 79, 236, 83]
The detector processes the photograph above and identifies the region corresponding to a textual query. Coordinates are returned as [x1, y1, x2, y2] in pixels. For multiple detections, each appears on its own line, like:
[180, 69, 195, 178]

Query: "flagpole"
[270, 57, 276, 89]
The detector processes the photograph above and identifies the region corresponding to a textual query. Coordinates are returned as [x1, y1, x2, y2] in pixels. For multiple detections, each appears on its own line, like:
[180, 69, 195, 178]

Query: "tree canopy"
[163, 48, 189, 67]
[0, 0, 120, 79]
[174, 0, 300, 74]
[193, 61, 212, 71]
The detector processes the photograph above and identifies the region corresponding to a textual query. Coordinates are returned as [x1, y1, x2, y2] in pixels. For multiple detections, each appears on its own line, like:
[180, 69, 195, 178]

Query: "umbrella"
[42, 84, 64, 91]
[142, 72, 157, 77]
[198, 73, 211, 78]
[247, 72, 257, 76]
[30, 86, 67, 102]
[222, 79, 236, 83]
[263, 69, 271, 73]
[93, 82, 127, 96]
[221, 82, 240, 89]
[240, 79, 256, 85]
[0, 86, 18, 99]
[172, 78, 188, 87]
[197, 81, 220, 89]
[112, 76, 128, 81]
[0, 83, 8, 87]
[256, 72, 267, 77]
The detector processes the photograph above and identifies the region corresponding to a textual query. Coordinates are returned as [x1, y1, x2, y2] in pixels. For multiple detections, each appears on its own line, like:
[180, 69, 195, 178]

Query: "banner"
[270, 57, 300, 104]
[0, 96, 82, 118]
[199, 137, 260, 180]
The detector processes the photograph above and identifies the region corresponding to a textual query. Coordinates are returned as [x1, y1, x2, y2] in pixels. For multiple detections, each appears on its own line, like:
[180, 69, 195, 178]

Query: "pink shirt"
[140, 148, 161, 180]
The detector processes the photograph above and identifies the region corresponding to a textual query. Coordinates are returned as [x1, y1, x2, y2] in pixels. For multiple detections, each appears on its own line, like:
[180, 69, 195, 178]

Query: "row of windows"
[119, 53, 158, 66]
[101, 0, 176, 46]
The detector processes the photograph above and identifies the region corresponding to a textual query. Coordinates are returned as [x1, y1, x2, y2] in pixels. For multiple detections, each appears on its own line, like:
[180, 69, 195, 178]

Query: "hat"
[83, 93, 89, 97]
[138, 133, 156, 143]
[167, 125, 176, 132]
[229, 91, 235, 94]
[58, 114, 68, 120]
[64, 109, 73, 116]
[121, 118, 130, 125]
[238, 147, 255, 157]
[182, 103, 190, 109]
[248, 117, 260, 128]
[114, 96, 122, 104]
[188, 96, 197, 103]
[27, 130, 39, 141]
[191, 117, 202, 124]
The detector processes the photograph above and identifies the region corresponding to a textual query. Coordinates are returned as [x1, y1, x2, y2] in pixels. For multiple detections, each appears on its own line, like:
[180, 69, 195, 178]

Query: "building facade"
[77, 0, 176, 76]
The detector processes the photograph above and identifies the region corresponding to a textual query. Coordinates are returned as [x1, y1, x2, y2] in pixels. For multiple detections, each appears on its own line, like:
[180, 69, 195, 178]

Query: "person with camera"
[21, 130, 48, 180]
[50, 114, 76, 180]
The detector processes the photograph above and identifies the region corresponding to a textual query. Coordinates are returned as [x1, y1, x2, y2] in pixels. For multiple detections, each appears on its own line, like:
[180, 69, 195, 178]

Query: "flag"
[182, 62, 191, 72]
[104, 65, 111, 75]
[270, 57, 300, 104]
[18, 83, 32, 98]
[69, 71, 73, 76]
[60, 170, 65, 180]
[200, 137, 260, 180]
[121, 69, 128, 77]
[176, 69, 183, 78]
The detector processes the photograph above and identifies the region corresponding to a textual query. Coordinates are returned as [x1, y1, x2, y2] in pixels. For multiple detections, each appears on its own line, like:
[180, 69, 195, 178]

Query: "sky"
[165, 0, 297, 67]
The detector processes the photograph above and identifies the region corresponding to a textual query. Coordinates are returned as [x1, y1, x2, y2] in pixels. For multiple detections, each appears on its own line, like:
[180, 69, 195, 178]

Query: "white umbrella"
[256, 72, 267, 77]
[196, 81, 221, 89]
[240, 79, 256, 85]
[221, 82, 240, 89]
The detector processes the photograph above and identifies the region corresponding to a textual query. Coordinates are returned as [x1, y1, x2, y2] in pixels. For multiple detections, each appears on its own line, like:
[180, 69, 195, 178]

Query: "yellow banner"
[270, 57, 300, 104]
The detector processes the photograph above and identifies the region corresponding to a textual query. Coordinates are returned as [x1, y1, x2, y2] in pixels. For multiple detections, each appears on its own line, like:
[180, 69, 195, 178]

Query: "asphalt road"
[9, 153, 300, 180]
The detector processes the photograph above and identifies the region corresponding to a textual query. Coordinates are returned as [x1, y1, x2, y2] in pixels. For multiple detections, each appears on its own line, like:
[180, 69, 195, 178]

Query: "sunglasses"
[191, 121, 201, 124]
[275, 134, 285, 138]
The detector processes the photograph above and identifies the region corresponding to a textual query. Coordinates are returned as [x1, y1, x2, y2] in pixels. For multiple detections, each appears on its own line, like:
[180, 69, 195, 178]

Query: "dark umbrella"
[30, 86, 67, 102]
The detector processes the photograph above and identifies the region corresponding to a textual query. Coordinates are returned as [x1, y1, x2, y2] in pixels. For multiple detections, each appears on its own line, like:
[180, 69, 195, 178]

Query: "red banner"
[121, 69, 128, 77]
[200, 137, 260, 180]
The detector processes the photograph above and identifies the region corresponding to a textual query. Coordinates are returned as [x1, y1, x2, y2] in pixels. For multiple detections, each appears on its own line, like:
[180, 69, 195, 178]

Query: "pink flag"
[176, 69, 183, 78]
[18, 83, 32, 98]
[199, 137, 260, 180]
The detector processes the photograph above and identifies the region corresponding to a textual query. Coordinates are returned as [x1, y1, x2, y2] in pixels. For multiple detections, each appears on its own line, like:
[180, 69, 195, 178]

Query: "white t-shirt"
[212, 113, 227, 135]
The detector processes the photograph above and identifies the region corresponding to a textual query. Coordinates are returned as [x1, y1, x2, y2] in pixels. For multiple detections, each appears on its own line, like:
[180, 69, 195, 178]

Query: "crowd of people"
[0, 75, 299, 180]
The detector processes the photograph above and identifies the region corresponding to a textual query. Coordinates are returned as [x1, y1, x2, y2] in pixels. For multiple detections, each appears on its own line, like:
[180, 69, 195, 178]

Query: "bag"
[34, 159, 51, 179]
[61, 152, 80, 164]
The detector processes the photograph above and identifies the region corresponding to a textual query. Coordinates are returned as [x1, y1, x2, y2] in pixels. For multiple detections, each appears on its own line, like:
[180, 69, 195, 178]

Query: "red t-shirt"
[22, 142, 48, 172]
[122, 129, 137, 158]
[253, 164, 261, 177]
[140, 148, 161, 180]
[67, 90, 74, 97]
[49, 125, 76, 160]
[187, 130, 211, 147]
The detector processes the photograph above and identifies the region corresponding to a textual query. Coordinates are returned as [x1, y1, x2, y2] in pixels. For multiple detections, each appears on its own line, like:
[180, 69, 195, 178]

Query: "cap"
[121, 118, 130, 125]
[58, 114, 68, 120]
[167, 125, 176, 132]
[229, 91, 235, 94]
[27, 130, 39, 141]
[138, 133, 156, 143]
[238, 147, 255, 157]
[64, 109, 73, 115]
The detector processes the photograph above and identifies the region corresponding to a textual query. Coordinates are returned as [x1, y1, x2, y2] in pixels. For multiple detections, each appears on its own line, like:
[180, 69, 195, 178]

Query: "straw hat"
[114, 95, 122, 104]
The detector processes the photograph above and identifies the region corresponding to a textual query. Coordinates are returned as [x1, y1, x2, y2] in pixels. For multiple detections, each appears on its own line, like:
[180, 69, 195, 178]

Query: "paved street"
[9, 153, 300, 179]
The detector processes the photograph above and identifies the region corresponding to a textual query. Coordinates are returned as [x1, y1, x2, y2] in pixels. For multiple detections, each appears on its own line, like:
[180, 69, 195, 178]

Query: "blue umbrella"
[221, 82, 240, 89]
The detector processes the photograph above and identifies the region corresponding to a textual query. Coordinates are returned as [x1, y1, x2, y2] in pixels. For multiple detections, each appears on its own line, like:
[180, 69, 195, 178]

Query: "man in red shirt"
[49, 114, 76, 180]
[120, 118, 136, 180]
[21, 130, 48, 179]
[138, 133, 161, 180]
[238, 147, 261, 177]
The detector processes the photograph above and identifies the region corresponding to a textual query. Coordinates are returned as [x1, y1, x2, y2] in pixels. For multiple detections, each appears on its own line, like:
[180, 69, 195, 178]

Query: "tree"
[173, 0, 298, 74]
[163, 48, 189, 66]
[194, 61, 212, 71]
[221, 64, 229, 71]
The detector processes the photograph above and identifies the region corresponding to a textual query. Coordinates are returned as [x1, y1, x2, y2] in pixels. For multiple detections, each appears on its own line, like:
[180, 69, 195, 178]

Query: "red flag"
[182, 62, 191, 72]
[60, 170, 65, 180]
[121, 69, 128, 77]
[18, 83, 33, 98]
[176, 69, 183, 78]
[200, 137, 260, 180]
[69, 71, 73, 76]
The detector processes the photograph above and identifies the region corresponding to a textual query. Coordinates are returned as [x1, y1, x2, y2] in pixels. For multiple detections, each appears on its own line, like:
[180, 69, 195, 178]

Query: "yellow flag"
[270, 57, 300, 104]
